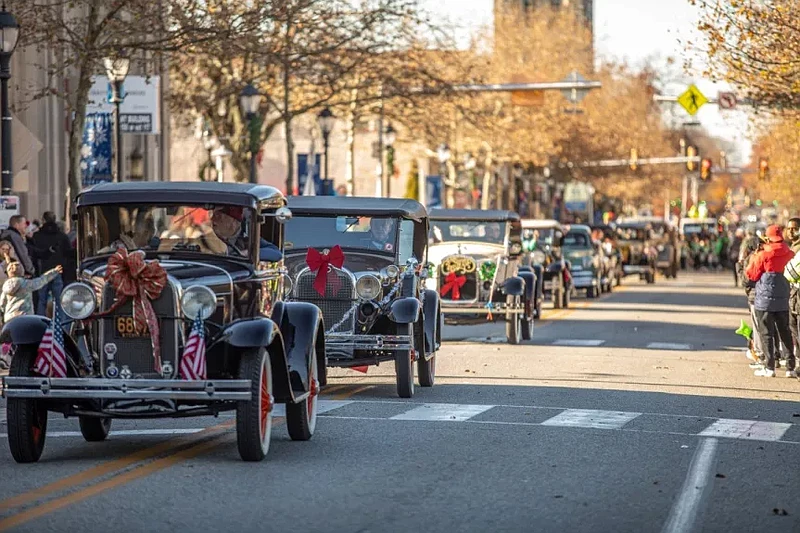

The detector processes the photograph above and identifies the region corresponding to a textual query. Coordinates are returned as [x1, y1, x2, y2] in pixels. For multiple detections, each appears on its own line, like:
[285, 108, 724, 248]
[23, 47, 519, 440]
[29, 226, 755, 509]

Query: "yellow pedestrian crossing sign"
[677, 85, 708, 115]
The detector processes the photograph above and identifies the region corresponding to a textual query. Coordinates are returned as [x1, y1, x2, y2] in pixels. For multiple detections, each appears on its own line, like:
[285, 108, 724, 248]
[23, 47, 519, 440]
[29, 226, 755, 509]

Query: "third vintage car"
[2, 182, 323, 463]
[427, 209, 536, 344]
[563, 224, 604, 298]
[521, 218, 570, 310]
[615, 219, 658, 284]
[283, 196, 440, 399]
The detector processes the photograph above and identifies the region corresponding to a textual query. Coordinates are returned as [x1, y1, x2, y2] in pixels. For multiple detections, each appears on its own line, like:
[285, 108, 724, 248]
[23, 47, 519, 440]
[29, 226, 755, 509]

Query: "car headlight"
[282, 274, 293, 298]
[382, 265, 400, 280]
[356, 274, 381, 300]
[181, 285, 216, 320]
[60, 283, 96, 320]
[532, 250, 546, 264]
[657, 244, 665, 252]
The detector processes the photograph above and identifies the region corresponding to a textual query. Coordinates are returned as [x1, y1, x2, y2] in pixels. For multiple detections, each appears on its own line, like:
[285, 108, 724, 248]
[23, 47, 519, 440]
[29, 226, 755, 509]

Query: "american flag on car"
[34, 311, 68, 378]
[179, 314, 207, 380]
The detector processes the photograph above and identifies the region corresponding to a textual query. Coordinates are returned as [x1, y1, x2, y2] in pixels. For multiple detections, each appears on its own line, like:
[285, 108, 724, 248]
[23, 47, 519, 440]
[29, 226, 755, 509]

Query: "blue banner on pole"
[297, 153, 322, 194]
[81, 113, 113, 187]
[426, 175, 443, 209]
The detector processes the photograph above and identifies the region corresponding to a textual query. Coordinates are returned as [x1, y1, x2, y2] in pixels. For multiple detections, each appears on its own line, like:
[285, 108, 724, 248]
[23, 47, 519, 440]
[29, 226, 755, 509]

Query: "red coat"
[746, 241, 794, 281]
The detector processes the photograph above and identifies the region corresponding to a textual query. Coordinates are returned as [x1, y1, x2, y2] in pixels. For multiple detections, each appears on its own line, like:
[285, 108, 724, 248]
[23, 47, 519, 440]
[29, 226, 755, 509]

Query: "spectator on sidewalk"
[31, 211, 71, 317]
[0, 215, 36, 277]
[739, 232, 767, 366]
[746, 224, 796, 377]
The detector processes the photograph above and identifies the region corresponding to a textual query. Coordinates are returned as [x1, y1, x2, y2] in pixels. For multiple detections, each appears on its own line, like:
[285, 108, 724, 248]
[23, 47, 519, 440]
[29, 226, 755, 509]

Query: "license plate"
[115, 316, 147, 338]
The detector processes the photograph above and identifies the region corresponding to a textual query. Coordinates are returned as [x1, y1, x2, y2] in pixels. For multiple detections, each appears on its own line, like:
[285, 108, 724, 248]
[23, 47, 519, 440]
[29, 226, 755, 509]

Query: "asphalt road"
[0, 271, 798, 533]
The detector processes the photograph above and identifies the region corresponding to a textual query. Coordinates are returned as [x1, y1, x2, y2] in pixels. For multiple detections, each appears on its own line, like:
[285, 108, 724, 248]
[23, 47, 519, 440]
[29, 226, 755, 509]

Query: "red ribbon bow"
[441, 271, 466, 300]
[306, 245, 345, 297]
[94, 249, 168, 372]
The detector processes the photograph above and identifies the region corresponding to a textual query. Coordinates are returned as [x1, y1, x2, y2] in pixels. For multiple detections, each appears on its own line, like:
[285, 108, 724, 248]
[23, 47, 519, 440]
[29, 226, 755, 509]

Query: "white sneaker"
[754, 368, 775, 377]
[786, 370, 797, 378]
[746, 349, 757, 362]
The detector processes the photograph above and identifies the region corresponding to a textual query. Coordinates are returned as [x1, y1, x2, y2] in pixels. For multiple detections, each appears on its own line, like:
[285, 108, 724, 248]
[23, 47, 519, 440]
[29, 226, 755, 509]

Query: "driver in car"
[368, 218, 396, 251]
[209, 206, 282, 260]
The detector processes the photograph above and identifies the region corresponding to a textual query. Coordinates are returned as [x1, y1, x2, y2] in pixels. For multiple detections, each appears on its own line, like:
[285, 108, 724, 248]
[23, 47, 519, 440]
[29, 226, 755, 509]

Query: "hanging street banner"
[86, 75, 161, 134]
[80, 113, 113, 187]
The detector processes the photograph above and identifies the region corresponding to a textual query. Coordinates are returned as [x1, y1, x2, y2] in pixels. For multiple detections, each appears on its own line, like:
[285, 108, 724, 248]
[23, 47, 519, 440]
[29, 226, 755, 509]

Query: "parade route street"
[0, 272, 799, 533]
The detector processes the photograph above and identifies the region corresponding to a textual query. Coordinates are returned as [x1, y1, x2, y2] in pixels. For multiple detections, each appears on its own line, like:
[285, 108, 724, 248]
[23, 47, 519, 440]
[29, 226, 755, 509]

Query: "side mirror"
[275, 207, 292, 224]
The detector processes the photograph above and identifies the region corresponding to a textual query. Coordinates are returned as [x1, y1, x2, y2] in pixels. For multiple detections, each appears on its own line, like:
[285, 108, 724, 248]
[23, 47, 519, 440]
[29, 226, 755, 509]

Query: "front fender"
[502, 276, 525, 296]
[517, 271, 536, 302]
[272, 301, 324, 393]
[546, 261, 564, 274]
[1, 315, 82, 376]
[389, 297, 421, 324]
[421, 289, 440, 355]
[215, 317, 280, 349]
[532, 264, 544, 298]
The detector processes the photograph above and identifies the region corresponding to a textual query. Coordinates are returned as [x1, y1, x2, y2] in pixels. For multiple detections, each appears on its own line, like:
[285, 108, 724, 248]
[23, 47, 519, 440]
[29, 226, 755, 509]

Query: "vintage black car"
[590, 224, 622, 291]
[563, 224, 604, 298]
[521, 218, 571, 310]
[2, 182, 324, 463]
[284, 197, 440, 399]
[427, 209, 536, 344]
[615, 219, 657, 284]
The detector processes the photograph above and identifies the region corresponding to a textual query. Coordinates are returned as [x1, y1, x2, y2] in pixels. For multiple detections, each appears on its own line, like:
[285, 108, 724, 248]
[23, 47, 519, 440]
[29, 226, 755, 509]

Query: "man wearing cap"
[210, 206, 281, 260]
[746, 224, 796, 377]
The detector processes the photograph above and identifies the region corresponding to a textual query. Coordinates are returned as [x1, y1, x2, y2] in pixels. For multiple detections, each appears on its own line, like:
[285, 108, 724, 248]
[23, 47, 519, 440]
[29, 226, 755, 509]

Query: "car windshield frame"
[78, 202, 256, 261]
[563, 231, 592, 249]
[284, 214, 401, 256]
[430, 220, 507, 245]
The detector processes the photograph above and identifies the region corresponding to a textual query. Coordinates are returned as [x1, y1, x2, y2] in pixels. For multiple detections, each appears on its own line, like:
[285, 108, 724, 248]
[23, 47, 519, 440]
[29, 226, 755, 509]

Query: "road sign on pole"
[560, 70, 589, 105]
[717, 91, 737, 110]
[676, 85, 708, 116]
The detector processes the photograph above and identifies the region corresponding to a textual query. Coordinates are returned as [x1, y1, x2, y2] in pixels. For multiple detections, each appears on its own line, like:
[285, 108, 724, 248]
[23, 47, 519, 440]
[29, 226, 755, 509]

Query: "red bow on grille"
[306, 245, 345, 297]
[94, 249, 168, 372]
[441, 272, 466, 300]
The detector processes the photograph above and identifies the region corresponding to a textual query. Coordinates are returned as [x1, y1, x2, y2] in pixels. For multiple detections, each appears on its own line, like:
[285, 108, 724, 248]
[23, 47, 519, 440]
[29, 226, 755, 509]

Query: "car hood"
[80, 257, 251, 290]
[284, 249, 395, 279]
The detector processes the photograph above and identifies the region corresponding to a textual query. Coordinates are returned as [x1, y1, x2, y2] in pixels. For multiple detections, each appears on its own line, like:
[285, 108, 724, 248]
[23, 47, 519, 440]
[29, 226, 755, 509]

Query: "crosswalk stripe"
[390, 403, 495, 422]
[698, 419, 791, 441]
[647, 342, 692, 350]
[540, 409, 640, 430]
[552, 339, 606, 347]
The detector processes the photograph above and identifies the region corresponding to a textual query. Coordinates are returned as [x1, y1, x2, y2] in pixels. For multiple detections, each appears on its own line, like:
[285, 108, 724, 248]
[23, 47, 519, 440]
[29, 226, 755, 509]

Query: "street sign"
[560, 70, 589, 104]
[677, 85, 708, 115]
[718, 91, 737, 110]
[86, 75, 161, 134]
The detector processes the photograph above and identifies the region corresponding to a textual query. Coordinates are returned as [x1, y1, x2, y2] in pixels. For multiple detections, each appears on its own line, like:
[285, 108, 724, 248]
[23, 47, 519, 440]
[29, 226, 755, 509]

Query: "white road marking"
[318, 400, 355, 414]
[699, 419, 791, 441]
[390, 403, 495, 422]
[661, 438, 719, 533]
[541, 409, 640, 430]
[647, 342, 692, 351]
[551, 339, 606, 347]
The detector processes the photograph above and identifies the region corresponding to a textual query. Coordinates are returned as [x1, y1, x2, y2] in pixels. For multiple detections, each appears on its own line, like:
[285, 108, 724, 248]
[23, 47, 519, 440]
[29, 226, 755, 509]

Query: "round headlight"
[282, 274, 293, 298]
[60, 283, 96, 320]
[384, 265, 400, 279]
[356, 274, 381, 300]
[181, 285, 216, 320]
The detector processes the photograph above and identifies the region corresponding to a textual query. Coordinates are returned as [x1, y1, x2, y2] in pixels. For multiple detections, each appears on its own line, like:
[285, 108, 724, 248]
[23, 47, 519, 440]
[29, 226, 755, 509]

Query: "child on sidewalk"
[0, 261, 63, 369]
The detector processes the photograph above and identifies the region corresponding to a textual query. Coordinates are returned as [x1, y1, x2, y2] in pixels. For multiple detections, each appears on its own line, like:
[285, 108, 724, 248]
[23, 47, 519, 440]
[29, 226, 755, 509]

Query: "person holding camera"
[30, 211, 71, 318]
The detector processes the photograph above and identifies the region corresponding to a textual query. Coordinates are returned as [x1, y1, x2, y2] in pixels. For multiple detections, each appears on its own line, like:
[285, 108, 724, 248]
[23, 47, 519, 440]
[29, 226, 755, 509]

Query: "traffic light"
[758, 158, 769, 180]
[700, 158, 712, 180]
[629, 148, 638, 171]
[686, 146, 697, 171]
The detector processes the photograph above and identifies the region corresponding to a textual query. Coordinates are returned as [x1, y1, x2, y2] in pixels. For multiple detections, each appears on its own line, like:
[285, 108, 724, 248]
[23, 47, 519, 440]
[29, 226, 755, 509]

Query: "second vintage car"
[2, 182, 323, 463]
[563, 224, 604, 298]
[284, 197, 441, 399]
[521, 218, 571, 310]
[427, 209, 536, 344]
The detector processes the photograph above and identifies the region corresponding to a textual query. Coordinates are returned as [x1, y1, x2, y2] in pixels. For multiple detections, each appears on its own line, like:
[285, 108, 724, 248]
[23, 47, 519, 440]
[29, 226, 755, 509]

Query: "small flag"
[735, 320, 753, 340]
[351, 366, 369, 374]
[179, 314, 207, 380]
[34, 310, 68, 378]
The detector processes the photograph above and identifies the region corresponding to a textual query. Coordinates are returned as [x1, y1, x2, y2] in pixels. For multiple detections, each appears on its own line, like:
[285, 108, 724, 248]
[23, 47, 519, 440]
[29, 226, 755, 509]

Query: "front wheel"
[395, 323, 415, 398]
[521, 300, 534, 341]
[286, 345, 319, 441]
[236, 348, 273, 462]
[79, 417, 112, 442]
[7, 345, 49, 463]
[506, 296, 522, 344]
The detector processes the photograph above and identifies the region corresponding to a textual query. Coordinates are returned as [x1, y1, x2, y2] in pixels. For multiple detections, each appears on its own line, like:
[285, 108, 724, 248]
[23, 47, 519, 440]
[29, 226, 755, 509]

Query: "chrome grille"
[295, 267, 356, 333]
[99, 284, 180, 379]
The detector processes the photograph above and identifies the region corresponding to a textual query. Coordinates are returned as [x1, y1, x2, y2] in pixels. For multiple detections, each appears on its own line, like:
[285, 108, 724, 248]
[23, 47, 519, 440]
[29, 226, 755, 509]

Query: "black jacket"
[31, 222, 71, 272]
[0, 228, 35, 276]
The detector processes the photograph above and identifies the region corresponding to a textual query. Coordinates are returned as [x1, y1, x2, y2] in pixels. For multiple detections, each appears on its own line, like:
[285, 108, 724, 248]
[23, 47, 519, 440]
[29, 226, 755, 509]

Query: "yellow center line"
[332, 384, 375, 400]
[320, 384, 347, 396]
[0, 420, 234, 512]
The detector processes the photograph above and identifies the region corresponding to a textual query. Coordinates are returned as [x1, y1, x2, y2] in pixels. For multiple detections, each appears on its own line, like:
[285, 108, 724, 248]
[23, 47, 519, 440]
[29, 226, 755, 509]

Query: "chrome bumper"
[441, 303, 524, 315]
[2, 377, 252, 401]
[326, 333, 412, 351]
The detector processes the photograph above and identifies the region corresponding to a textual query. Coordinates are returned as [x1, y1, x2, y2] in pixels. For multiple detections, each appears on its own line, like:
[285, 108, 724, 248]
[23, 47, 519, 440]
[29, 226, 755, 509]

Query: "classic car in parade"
[590, 224, 622, 291]
[2, 182, 325, 463]
[562, 225, 604, 298]
[284, 197, 440, 399]
[615, 219, 658, 284]
[427, 209, 536, 344]
[521, 218, 571, 311]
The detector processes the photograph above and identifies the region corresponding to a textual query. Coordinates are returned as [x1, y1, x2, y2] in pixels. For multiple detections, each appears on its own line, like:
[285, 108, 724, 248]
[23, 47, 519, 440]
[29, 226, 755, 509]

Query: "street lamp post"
[384, 123, 396, 198]
[239, 83, 262, 184]
[437, 143, 452, 207]
[0, 5, 19, 196]
[104, 56, 130, 183]
[316, 107, 335, 192]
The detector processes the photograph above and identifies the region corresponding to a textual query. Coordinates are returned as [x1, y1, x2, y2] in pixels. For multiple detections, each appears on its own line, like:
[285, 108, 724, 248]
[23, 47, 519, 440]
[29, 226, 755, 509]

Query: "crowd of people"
[736, 220, 800, 378]
[0, 212, 75, 369]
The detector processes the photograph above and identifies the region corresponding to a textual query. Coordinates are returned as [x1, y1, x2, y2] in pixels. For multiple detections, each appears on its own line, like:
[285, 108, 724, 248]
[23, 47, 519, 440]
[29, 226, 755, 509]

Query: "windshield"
[80, 204, 254, 259]
[284, 215, 399, 253]
[430, 220, 506, 244]
[564, 231, 591, 248]
[522, 228, 554, 246]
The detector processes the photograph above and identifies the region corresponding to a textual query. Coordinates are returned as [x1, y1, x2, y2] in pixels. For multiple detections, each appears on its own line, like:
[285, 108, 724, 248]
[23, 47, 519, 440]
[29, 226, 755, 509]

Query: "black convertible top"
[287, 196, 427, 222]
[428, 208, 520, 222]
[77, 182, 284, 208]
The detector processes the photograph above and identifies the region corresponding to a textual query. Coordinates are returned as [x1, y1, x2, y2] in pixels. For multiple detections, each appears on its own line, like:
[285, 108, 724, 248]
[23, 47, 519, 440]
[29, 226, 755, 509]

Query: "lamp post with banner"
[0, 5, 19, 195]
[239, 83, 262, 184]
[317, 106, 335, 194]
